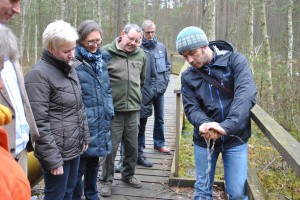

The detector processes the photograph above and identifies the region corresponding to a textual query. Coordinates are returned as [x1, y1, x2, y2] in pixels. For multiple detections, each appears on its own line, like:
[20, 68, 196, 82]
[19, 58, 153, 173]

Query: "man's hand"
[50, 165, 63, 176]
[199, 122, 227, 140]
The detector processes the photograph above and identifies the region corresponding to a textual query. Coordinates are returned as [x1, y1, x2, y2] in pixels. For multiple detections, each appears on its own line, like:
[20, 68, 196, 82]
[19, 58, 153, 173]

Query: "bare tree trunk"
[114, 0, 119, 37]
[248, 0, 254, 73]
[228, 0, 237, 42]
[19, 0, 31, 66]
[35, 24, 38, 63]
[60, 0, 66, 19]
[260, 0, 274, 115]
[73, 0, 78, 27]
[224, 0, 228, 40]
[127, 0, 131, 23]
[206, 0, 215, 40]
[113, 0, 127, 37]
[143, 0, 147, 20]
[121, 0, 127, 27]
[96, 0, 102, 26]
[152, 0, 160, 25]
[195, 0, 199, 27]
[287, 0, 293, 77]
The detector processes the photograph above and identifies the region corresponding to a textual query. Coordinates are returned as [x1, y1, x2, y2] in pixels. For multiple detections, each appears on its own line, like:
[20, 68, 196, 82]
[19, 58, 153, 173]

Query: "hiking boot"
[99, 183, 111, 197]
[114, 160, 123, 173]
[137, 156, 153, 167]
[121, 176, 142, 188]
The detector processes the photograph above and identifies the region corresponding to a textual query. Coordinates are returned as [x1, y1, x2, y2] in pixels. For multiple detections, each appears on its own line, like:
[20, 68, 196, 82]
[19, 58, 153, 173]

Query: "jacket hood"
[209, 40, 236, 52]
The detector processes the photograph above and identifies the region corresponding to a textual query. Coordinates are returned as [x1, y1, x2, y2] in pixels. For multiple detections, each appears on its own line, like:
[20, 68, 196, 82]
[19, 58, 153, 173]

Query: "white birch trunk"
[35, 24, 38, 63]
[73, 0, 78, 27]
[127, 0, 131, 23]
[206, 0, 215, 41]
[96, 0, 102, 26]
[60, 0, 66, 19]
[19, 0, 31, 66]
[143, 0, 147, 20]
[287, 0, 293, 77]
[260, 0, 274, 115]
[248, 0, 254, 74]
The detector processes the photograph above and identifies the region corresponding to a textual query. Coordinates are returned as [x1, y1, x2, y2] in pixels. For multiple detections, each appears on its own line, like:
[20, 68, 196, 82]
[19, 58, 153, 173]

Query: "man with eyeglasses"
[137, 20, 171, 168]
[99, 24, 146, 197]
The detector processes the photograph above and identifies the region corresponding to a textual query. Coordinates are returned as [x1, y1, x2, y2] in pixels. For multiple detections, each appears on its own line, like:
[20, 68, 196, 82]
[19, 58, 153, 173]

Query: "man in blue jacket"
[177, 26, 257, 200]
[137, 20, 171, 167]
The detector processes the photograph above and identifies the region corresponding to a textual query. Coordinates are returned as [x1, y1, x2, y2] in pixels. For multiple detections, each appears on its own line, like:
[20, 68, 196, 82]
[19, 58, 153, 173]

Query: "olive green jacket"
[104, 38, 146, 112]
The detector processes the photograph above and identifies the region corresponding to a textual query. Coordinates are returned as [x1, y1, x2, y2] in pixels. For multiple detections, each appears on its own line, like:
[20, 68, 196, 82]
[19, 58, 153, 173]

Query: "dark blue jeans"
[137, 93, 165, 156]
[152, 93, 165, 148]
[40, 156, 80, 200]
[73, 156, 100, 200]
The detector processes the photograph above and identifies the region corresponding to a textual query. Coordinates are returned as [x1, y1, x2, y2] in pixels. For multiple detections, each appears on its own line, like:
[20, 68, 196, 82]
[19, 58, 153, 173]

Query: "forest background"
[7, 0, 300, 198]
[8, 0, 299, 141]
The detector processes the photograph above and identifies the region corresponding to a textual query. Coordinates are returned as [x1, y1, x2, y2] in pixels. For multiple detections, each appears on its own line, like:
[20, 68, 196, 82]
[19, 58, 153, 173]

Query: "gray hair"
[123, 24, 142, 34]
[77, 20, 102, 43]
[43, 20, 78, 50]
[0, 24, 19, 62]
[141, 20, 156, 30]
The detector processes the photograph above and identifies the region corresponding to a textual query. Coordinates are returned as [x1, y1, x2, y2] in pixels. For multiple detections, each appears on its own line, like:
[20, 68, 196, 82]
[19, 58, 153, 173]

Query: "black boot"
[137, 156, 153, 167]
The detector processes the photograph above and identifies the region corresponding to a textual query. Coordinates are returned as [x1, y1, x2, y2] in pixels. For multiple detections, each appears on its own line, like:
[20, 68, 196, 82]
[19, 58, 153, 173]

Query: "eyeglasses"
[144, 31, 155, 34]
[85, 39, 102, 46]
[125, 33, 140, 44]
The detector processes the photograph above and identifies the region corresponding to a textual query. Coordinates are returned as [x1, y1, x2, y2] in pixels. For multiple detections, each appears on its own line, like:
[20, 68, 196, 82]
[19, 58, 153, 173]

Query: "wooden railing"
[170, 69, 300, 199]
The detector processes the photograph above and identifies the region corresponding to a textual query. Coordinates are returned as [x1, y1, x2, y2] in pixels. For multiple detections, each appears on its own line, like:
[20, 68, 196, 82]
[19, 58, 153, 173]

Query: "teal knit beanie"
[176, 26, 208, 54]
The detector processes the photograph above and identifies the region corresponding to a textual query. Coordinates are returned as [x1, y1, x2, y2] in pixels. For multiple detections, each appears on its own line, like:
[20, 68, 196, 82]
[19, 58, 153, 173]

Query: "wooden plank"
[246, 166, 269, 200]
[250, 104, 300, 177]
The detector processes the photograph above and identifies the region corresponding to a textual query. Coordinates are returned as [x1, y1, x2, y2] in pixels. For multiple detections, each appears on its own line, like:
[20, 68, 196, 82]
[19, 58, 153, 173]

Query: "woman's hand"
[50, 165, 63, 176]
[83, 143, 89, 152]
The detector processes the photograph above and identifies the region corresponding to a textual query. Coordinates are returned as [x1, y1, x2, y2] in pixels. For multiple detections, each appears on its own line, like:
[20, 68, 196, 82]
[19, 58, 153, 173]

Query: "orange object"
[0, 104, 31, 199]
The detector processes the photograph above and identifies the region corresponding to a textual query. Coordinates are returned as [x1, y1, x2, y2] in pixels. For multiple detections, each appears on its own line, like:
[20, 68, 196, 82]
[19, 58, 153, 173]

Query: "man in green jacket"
[99, 24, 146, 197]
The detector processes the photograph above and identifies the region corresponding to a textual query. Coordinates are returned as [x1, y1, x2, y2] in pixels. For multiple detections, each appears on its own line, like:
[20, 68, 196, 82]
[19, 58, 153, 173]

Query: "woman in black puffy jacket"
[25, 20, 89, 200]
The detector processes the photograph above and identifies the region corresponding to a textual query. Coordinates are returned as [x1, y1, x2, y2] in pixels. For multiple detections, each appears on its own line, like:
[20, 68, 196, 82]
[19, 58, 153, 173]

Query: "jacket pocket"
[130, 61, 143, 79]
[154, 53, 167, 73]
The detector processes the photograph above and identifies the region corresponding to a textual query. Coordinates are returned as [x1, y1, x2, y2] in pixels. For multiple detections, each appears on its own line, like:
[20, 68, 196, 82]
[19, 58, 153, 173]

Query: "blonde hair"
[0, 24, 19, 62]
[43, 20, 78, 50]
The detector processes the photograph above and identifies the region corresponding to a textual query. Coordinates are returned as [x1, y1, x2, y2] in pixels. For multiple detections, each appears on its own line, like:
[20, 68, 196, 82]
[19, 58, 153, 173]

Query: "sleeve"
[140, 51, 147, 90]
[220, 53, 257, 135]
[24, 69, 63, 171]
[164, 45, 171, 81]
[107, 75, 115, 119]
[181, 71, 213, 130]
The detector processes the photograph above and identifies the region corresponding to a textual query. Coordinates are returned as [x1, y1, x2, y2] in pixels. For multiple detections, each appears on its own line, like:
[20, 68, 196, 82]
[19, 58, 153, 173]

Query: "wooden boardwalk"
[100, 74, 191, 200]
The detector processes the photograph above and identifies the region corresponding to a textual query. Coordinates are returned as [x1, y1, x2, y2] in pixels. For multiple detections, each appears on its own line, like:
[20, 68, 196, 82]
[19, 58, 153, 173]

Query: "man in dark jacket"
[177, 26, 257, 200]
[136, 20, 171, 167]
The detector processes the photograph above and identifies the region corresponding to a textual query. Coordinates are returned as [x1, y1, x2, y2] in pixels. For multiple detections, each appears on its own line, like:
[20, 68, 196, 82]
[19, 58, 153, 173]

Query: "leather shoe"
[154, 146, 171, 154]
[137, 156, 153, 167]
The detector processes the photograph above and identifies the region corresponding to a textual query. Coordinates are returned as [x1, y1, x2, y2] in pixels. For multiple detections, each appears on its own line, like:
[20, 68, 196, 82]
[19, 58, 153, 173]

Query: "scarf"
[76, 44, 103, 74]
[142, 35, 158, 50]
